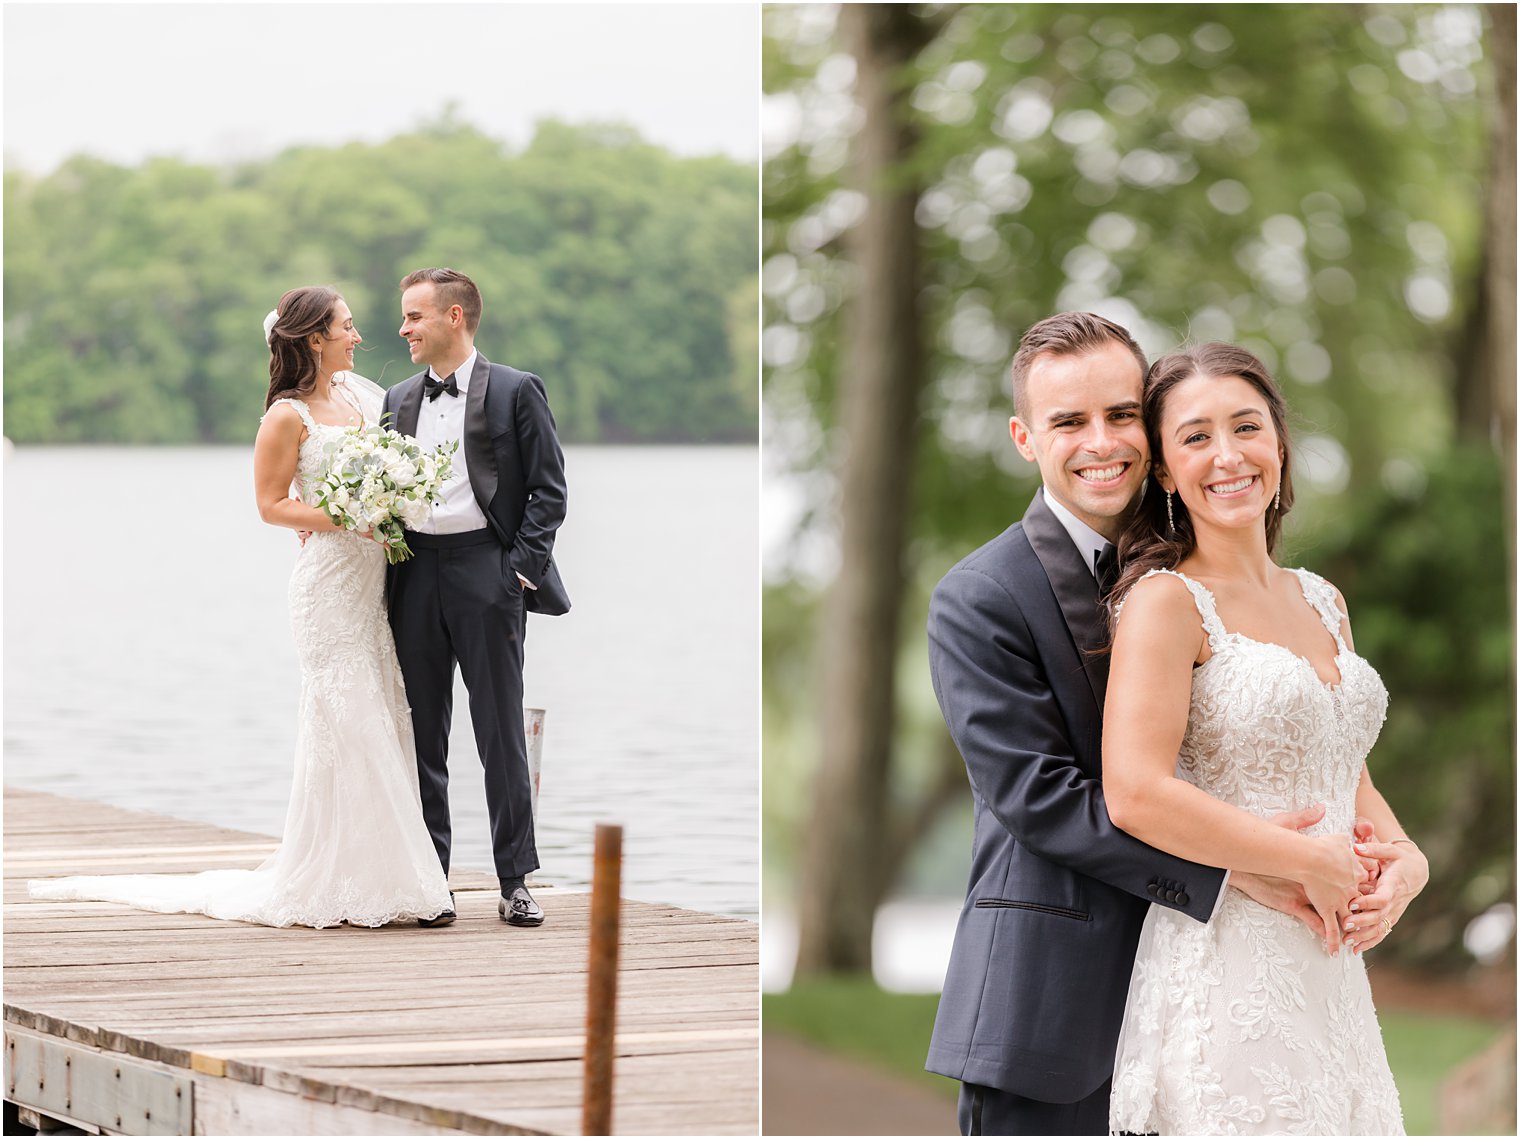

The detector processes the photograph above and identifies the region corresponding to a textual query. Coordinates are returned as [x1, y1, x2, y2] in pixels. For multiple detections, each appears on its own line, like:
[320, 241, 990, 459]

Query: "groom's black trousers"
[389, 528, 538, 881]
[959, 1078, 1112, 1136]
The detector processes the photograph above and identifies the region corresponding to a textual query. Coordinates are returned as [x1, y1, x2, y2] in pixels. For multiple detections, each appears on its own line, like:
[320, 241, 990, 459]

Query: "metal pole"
[582, 823, 622, 1136]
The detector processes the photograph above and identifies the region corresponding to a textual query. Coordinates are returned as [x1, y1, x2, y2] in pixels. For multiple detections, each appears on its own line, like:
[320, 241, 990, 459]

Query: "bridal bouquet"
[315, 426, 456, 564]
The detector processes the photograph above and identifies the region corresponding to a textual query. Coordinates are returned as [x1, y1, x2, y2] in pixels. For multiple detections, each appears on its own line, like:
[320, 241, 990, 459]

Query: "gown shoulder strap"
[1116, 567, 1229, 650]
[1290, 568, 1350, 653]
[264, 397, 318, 433]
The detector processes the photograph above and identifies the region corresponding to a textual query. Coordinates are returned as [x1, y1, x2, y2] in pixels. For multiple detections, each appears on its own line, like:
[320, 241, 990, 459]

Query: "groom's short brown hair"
[1009, 312, 1147, 418]
[400, 267, 482, 334]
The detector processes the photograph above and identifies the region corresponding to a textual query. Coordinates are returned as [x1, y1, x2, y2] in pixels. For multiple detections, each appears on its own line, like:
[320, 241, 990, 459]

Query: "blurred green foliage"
[4, 116, 758, 444]
[1321, 445, 1515, 963]
[763, 4, 1512, 968]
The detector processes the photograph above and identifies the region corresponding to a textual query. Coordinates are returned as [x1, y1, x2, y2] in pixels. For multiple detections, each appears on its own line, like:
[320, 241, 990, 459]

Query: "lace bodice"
[1152, 567, 1388, 837]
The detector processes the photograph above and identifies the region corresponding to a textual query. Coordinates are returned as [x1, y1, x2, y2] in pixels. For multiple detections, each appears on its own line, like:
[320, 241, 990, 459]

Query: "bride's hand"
[1342, 841, 1429, 954]
[1301, 834, 1367, 954]
[1353, 817, 1382, 892]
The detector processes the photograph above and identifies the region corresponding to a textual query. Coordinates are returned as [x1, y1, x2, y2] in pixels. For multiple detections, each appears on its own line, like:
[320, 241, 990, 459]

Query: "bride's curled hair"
[1107, 343, 1296, 631]
[264, 286, 343, 409]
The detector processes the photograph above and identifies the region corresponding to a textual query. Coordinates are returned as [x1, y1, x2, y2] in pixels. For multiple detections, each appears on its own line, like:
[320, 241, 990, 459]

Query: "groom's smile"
[1010, 339, 1149, 540]
[1074, 461, 1133, 487]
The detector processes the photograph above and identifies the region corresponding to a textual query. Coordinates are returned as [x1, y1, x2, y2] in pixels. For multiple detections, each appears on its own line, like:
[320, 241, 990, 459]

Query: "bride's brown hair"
[1107, 343, 1296, 632]
[264, 286, 343, 410]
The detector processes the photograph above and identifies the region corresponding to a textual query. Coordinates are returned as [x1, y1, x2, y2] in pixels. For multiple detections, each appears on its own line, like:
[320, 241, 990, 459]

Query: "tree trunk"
[1484, 4, 1516, 631]
[793, 4, 932, 977]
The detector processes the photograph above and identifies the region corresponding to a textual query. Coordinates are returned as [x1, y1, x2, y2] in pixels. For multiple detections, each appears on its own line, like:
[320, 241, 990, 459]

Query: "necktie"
[424, 373, 459, 401]
[1094, 544, 1119, 595]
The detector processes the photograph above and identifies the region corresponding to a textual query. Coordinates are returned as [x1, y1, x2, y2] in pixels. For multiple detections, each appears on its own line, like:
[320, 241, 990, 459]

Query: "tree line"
[4, 115, 758, 445]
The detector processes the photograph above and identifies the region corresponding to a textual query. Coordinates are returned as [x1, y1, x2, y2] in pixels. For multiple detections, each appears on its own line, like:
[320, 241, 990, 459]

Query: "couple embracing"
[928, 313, 1429, 1135]
[33, 268, 566, 931]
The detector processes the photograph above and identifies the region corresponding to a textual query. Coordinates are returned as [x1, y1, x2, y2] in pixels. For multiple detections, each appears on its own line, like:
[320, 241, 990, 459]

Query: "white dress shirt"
[1044, 492, 1115, 582]
[412, 350, 490, 535]
[1040, 489, 1231, 918]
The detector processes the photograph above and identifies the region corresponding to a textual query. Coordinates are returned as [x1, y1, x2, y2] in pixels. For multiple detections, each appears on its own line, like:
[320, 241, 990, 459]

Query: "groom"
[926, 313, 1322, 1135]
[384, 267, 569, 929]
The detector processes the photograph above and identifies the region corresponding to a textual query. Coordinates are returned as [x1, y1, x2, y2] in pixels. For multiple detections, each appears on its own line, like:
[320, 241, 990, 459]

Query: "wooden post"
[582, 823, 623, 1136]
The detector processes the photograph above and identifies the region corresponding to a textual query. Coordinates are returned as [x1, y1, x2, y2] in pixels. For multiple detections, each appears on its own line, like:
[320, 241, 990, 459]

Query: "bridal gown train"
[30, 376, 453, 927]
[1108, 568, 1404, 1136]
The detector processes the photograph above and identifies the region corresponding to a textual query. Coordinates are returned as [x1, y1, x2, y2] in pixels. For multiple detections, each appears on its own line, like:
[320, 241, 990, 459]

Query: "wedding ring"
[1379, 917, 1393, 936]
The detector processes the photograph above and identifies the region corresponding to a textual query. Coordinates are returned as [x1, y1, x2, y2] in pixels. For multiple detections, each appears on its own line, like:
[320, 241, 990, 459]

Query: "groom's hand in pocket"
[1229, 803, 1326, 942]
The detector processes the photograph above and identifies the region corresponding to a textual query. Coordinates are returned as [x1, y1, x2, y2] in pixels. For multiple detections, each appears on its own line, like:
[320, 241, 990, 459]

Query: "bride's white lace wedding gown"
[1108, 568, 1404, 1136]
[30, 375, 452, 928]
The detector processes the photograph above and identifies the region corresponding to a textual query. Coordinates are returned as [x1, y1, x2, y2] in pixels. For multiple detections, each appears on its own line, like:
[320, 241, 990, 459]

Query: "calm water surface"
[4, 445, 758, 918]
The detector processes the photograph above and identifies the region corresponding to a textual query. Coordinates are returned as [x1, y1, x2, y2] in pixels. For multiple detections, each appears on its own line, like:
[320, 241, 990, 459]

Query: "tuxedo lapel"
[396, 374, 425, 438]
[1023, 489, 1112, 711]
[464, 352, 498, 517]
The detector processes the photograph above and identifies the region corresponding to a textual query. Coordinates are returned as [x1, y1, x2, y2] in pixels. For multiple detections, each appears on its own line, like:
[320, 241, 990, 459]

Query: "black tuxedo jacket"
[925, 488, 1225, 1103]
[383, 353, 570, 615]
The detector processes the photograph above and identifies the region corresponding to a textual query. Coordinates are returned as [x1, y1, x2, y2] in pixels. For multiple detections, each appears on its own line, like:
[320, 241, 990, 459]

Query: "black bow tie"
[1094, 544, 1119, 595]
[424, 373, 459, 401]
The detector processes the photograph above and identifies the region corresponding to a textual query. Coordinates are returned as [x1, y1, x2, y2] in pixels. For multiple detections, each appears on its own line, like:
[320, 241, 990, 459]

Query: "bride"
[30, 287, 453, 928]
[1101, 343, 1426, 1134]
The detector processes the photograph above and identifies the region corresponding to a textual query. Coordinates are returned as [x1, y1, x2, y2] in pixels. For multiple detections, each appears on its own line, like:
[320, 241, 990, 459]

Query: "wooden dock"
[3, 787, 758, 1135]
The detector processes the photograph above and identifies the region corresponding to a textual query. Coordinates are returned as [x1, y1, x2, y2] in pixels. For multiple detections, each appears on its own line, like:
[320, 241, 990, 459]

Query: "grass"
[764, 978, 959, 1104]
[765, 978, 1510, 1135]
[1380, 1009, 1510, 1136]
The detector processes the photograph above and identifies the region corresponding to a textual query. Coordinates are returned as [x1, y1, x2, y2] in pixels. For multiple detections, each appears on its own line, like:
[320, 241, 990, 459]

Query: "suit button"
[1164, 890, 1178, 903]
[1178, 893, 1190, 906]
[1147, 883, 1159, 896]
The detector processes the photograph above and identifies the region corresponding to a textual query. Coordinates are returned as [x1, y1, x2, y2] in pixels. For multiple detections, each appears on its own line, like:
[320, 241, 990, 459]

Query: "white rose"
[386, 459, 417, 489]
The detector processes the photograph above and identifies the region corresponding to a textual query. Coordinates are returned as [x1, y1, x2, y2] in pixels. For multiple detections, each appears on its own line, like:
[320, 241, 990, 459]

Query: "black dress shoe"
[418, 891, 456, 928]
[499, 885, 544, 927]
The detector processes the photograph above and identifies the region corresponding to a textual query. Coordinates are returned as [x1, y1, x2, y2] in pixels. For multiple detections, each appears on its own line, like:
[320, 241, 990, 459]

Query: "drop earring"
[1273, 483, 1282, 513]
[1166, 491, 1175, 533]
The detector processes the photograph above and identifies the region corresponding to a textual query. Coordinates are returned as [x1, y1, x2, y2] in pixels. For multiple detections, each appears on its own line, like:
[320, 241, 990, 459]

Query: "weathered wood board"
[4, 787, 758, 1135]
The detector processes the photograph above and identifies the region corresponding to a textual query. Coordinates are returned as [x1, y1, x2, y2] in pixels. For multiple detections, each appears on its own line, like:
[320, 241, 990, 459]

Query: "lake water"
[4, 445, 759, 919]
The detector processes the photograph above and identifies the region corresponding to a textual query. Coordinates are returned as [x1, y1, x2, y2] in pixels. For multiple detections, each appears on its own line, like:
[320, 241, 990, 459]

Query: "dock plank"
[4, 788, 758, 1135]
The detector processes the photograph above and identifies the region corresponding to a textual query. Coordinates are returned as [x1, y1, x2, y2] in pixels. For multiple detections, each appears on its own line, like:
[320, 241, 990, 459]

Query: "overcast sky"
[3, 3, 760, 174]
